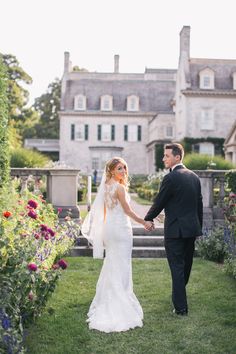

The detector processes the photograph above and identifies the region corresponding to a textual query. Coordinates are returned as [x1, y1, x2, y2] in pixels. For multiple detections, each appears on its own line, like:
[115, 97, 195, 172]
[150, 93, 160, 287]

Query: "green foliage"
[0, 181, 80, 353]
[224, 257, 236, 279]
[32, 78, 61, 139]
[136, 171, 165, 201]
[182, 137, 225, 156]
[225, 170, 236, 193]
[155, 144, 164, 170]
[129, 174, 147, 193]
[184, 153, 234, 170]
[0, 57, 10, 186]
[196, 227, 229, 263]
[10, 148, 49, 168]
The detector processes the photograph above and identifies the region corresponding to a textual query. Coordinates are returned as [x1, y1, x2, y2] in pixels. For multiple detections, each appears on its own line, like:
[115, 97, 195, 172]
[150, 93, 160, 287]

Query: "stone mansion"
[59, 26, 236, 175]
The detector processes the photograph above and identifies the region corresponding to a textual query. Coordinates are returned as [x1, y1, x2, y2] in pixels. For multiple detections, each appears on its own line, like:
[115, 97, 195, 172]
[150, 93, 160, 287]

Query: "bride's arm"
[116, 184, 148, 227]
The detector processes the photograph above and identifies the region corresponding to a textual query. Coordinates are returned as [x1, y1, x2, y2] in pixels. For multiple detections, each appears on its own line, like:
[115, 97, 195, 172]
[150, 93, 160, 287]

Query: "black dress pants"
[164, 237, 195, 312]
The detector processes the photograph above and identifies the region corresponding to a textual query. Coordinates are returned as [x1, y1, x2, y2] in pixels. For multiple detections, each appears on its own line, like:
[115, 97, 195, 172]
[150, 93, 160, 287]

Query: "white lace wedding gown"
[87, 182, 143, 332]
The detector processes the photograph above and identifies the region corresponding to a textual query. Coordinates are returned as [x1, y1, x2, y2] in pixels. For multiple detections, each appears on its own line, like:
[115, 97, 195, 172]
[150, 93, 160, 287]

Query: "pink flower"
[47, 228, 55, 237]
[28, 199, 38, 209]
[28, 210, 37, 219]
[57, 208, 63, 214]
[40, 224, 48, 231]
[44, 235, 49, 240]
[58, 259, 68, 270]
[28, 290, 34, 301]
[27, 263, 37, 271]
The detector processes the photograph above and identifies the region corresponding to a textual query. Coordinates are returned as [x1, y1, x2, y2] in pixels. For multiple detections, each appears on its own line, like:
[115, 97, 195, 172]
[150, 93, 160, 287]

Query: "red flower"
[44, 235, 49, 240]
[28, 210, 37, 219]
[58, 259, 68, 270]
[57, 208, 63, 214]
[40, 224, 48, 231]
[28, 199, 38, 209]
[27, 263, 37, 271]
[34, 233, 40, 240]
[3, 211, 12, 218]
[52, 263, 60, 270]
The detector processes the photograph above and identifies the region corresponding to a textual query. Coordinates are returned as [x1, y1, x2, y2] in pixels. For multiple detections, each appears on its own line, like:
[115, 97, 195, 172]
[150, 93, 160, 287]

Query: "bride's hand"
[144, 221, 154, 231]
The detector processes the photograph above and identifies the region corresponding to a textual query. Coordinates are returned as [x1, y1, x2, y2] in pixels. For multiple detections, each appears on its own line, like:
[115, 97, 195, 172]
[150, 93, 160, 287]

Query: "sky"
[1, 0, 236, 105]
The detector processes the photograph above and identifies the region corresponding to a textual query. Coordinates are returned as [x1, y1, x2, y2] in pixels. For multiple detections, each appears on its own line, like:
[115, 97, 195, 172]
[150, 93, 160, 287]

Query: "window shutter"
[98, 125, 101, 140]
[124, 125, 128, 141]
[111, 125, 115, 141]
[138, 125, 142, 141]
[85, 124, 89, 140]
[71, 124, 75, 140]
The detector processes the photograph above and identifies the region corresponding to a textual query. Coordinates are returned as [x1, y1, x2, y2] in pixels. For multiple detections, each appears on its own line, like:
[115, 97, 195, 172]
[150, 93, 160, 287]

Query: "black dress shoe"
[172, 309, 188, 316]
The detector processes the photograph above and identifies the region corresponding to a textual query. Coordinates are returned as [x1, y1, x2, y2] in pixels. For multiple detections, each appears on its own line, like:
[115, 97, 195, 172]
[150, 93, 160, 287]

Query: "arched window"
[127, 95, 139, 111]
[74, 95, 86, 110]
[100, 95, 113, 111]
[199, 68, 215, 89]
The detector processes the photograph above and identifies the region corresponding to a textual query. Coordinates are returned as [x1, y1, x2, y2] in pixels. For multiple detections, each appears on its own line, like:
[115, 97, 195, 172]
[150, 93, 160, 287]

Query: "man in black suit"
[144, 143, 203, 315]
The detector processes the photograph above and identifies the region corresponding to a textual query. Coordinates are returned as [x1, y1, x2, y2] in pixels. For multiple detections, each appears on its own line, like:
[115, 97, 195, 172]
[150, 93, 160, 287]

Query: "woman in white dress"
[82, 157, 151, 333]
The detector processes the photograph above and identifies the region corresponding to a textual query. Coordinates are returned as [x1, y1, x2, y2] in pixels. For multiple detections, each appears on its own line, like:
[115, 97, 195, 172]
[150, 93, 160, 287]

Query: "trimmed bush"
[184, 153, 234, 170]
[10, 148, 49, 168]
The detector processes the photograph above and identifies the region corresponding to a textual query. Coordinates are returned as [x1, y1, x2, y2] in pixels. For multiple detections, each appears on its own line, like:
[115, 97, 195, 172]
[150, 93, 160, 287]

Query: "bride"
[82, 157, 151, 333]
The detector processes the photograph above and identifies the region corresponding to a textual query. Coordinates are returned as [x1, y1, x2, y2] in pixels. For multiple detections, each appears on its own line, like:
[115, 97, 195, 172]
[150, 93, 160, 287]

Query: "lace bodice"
[104, 182, 119, 210]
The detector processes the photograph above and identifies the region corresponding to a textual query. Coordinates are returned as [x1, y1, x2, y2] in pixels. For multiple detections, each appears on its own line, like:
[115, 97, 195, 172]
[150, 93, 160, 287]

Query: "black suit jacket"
[144, 165, 203, 238]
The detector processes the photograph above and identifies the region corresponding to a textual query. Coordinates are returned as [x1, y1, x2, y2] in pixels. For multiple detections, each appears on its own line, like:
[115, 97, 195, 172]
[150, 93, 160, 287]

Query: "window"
[127, 95, 139, 111]
[124, 124, 142, 142]
[97, 124, 115, 142]
[71, 124, 89, 141]
[199, 68, 214, 89]
[200, 109, 214, 130]
[233, 72, 236, 90]
[74, 95, 86, 110]
[101, 95, 113, 111]
[166, 126, 173, 138]
[92, 157, 99, 170]
[199, 143, 214, 156]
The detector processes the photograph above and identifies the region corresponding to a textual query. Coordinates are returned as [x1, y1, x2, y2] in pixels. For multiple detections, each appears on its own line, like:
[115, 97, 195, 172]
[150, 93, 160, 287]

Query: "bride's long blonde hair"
[105, 157, 129, 189]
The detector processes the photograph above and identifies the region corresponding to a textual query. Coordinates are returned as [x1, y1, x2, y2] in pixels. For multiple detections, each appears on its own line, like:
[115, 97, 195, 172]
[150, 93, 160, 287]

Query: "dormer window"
[199, 68, 215, 89]
[232, 72, 236, 90]
[74, 95, 86, 111]
[101, 95, 113, 111]
[127, 95, 139, 111]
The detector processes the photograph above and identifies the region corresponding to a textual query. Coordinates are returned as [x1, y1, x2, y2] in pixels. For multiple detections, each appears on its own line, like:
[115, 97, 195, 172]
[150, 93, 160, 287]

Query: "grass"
[24, 258, 236, 354]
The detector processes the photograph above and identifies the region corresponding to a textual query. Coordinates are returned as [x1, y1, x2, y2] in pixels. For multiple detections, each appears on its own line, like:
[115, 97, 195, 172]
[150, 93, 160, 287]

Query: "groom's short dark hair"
[165, 143, 184, 160]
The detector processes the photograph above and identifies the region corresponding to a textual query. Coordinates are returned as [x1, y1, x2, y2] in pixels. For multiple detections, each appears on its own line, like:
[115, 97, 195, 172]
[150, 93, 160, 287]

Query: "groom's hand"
[144, 221, 154, 231]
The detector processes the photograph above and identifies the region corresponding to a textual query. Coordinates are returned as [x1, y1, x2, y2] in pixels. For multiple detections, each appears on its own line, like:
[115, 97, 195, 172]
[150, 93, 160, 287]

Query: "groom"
[144, 143, 203, 315]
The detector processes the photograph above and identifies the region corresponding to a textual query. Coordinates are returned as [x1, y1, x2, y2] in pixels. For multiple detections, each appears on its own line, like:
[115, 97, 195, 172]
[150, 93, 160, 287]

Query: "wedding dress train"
[86, 182, 143, 332]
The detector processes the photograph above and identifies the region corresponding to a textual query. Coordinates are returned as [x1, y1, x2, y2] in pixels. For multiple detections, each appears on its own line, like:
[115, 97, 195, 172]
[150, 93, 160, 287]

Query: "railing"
[10, 168, 80, 218]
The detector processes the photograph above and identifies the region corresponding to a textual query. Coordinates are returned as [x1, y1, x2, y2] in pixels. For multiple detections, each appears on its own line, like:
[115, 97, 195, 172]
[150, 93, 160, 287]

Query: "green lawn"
[25, 258, 236, 354]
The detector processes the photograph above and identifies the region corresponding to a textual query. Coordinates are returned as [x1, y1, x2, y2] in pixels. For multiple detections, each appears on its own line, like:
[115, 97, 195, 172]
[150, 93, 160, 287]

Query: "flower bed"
[0, 181, 80, 353]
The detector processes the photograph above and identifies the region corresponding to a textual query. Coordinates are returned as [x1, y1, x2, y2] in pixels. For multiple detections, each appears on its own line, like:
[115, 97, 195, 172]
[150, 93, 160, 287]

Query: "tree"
[0, 57, 10, 185]
[33, 78, 61, 139]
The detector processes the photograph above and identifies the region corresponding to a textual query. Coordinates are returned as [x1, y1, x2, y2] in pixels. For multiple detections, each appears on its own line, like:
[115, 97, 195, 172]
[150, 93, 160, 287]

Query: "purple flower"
[27, 263, 37, 271]
[28, 210, 37, 219]
[58, 259, 68, 270]
[28, 199, 38, 209]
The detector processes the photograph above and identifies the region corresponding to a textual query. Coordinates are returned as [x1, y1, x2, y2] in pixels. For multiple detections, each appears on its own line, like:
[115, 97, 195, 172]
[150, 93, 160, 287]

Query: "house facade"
[59, 26, 236, 175]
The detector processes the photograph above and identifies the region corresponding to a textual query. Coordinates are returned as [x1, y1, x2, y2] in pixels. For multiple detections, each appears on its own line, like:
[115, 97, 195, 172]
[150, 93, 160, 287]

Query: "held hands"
[144, 220, 155, 231]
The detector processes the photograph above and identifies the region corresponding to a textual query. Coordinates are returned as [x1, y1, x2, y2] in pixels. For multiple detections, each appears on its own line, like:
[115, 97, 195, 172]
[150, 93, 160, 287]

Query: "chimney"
[64, 51, 71, 73]
[114, 54, 119, 73]
[179, 26, 190, 59]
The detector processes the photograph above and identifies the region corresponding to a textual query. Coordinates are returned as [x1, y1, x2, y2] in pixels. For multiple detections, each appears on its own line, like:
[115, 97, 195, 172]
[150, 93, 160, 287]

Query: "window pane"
[102, 124, 111, 141]
[203, 76, 210, 87]
[75, 124, 84, 140]
[128, 125, 138, 142]
[199, 143, 214, 156]
[166, 126, 173, 137]
[200, 109, 214, 130]
[92, 157, 99, 170]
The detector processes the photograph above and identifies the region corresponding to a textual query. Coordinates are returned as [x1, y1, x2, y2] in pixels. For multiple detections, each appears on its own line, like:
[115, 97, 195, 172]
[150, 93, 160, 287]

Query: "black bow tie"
[169, 168, 172, 172]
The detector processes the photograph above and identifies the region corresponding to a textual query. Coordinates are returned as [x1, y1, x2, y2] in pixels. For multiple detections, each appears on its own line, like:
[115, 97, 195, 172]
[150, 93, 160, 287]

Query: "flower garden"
[0, 181, 80, 353]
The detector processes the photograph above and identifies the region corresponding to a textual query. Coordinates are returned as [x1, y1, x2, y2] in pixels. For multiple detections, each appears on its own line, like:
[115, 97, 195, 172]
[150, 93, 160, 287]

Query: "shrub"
[196, 227, 229, 263]
[0, 56, 10, 186]
[10, 148, 49, 168]
[225, 170, 236, 193]
[224, 257, 236, 279]
[0, 181, 80, 353]
[184, 153, 234, 170]
[129, 175, 147, 193]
